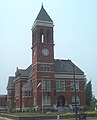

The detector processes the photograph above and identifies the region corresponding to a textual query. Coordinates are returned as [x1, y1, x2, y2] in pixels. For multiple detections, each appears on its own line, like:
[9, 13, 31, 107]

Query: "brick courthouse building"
[7, 5, 86, 112]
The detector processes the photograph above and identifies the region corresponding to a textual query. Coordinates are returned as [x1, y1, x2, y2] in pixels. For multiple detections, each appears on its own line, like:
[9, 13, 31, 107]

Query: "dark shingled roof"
[54, 59, 84, 74]
[35, 5, 53, 22]
[16, 65, 32, 78]
[28, 66, 32, 79]
[7, 76, 15, 90]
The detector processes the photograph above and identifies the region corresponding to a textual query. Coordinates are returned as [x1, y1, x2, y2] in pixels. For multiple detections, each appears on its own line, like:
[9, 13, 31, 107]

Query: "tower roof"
[32, 4, 53, 30]
[35, 4, 53, 22]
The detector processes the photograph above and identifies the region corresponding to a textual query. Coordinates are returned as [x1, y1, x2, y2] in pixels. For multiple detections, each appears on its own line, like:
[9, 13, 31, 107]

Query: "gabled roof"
[15, 65, 32, 78]
[22, 80, 32, 91]
[35, 5, 53, 22]
[28, 66, 32, 79]
[27, 64, 32, 78]
[54, 59, 84, 74]
[7, 76, 15, 90]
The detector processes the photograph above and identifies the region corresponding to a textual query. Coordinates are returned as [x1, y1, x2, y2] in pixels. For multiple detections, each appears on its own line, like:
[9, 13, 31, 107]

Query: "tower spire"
[32, 4, 53, 30]
[42, 3, 43, 7]
[35, 4, 53, 22]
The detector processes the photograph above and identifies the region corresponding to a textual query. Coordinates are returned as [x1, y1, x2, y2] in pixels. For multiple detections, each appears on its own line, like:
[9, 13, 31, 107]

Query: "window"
[71, 96, 80, 106]
[46, 81, 51, 92]
[43, 95, 51, 106]
[22, 91, 31, 97]
[70, 80, 79, 91]
[41, 34, 44, 43]
[40, 29, 45, 43]
[40, 65, 51, 72]
[42, 80, 51, 92]
[56, 80, 65, 92]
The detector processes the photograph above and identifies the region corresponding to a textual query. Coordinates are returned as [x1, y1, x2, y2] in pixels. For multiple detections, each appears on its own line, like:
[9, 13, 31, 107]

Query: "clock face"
[42, 48, 49, 56]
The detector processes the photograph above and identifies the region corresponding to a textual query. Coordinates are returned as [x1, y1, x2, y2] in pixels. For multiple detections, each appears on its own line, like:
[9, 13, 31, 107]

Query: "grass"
[7, 112, 45, 117]
[85, 110, 97, 115]
[6, 110, 97, 117]
[7, 111, 71, 117]
[7, 111, 58, 117]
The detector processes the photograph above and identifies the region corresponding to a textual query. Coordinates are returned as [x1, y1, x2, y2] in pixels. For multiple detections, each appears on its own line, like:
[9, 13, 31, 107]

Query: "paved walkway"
[0, 116, 13, 120]
[65, 117, 97, 120]
[48, 117, 97, 120]
[0, 116, 97, 120]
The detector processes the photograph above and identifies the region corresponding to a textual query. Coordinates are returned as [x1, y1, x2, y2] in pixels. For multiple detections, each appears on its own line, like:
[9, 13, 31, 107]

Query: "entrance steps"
[57, 107, 70, 112]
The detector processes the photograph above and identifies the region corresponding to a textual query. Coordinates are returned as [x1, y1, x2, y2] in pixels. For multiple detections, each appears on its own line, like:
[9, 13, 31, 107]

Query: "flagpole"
[37, 81, 43, 113]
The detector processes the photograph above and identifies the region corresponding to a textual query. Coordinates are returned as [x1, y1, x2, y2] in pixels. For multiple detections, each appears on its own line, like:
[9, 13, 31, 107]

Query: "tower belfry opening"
[41, 34, 44, 43]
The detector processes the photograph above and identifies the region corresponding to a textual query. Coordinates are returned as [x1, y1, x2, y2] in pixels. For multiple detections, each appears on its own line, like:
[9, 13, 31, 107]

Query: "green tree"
[85, 80, 92, 106]
[92, 94, 97, 106]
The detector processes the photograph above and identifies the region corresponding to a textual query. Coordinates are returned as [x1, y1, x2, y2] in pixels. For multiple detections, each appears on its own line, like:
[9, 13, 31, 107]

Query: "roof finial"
[42, 3, 43, 8]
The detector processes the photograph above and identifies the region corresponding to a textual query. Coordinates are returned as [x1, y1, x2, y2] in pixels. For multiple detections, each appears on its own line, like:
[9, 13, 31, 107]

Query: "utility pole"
[72, 64, 78, 120]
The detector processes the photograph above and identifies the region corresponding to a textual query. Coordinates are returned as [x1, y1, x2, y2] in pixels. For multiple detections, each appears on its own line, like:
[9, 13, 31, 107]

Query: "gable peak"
[35, 5, 53, 22]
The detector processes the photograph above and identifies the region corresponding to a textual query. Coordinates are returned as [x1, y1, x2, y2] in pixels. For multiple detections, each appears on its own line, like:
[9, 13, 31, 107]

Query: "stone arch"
[57, 95, 65, 107]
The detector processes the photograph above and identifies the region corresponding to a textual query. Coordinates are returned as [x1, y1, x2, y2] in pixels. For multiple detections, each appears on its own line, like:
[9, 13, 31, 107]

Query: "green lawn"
[7, 110, 97, 117]
[7, 111, 58, 117]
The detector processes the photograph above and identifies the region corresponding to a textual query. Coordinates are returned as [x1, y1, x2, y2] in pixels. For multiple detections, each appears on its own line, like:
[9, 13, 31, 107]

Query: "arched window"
[72, 96, 80, 106]
[40, 29, 44, 43]
[41, 34, 44, 43]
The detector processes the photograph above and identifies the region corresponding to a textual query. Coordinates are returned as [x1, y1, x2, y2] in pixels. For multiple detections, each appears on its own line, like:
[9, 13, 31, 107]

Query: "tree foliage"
[85, 80, 92, 106]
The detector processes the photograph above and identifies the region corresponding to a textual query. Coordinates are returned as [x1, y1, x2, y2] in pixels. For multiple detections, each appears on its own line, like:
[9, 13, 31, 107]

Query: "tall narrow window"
[41, 34, 44, 43]
[46, 81, 51, 92]
[40, 33, 45, 43]
[43, 95, 51, 105]
[70, 80, 79, 92]
[42, 80, 51, 92]
[56, 80, 65, 92]
[72, 96, 80, 106]
[40, 29, 45, 43]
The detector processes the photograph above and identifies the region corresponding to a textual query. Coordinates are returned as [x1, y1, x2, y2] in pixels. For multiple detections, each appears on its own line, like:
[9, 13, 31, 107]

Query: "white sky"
[0, 0, 97, 98]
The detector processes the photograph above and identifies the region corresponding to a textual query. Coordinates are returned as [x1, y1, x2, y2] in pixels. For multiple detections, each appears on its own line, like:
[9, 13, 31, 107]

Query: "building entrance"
[57, 95, 65, 107]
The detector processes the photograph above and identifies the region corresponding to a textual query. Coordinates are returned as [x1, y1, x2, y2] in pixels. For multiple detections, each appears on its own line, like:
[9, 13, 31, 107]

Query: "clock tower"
[31, 5, 55, 110]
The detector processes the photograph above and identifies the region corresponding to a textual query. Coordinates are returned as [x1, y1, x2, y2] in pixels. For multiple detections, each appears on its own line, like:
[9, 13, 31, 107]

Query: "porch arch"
[57, 95, 65, 107]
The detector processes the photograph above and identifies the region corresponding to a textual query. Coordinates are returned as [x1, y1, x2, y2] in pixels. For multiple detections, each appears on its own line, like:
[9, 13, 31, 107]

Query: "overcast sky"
[0, 0, 97, 98]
